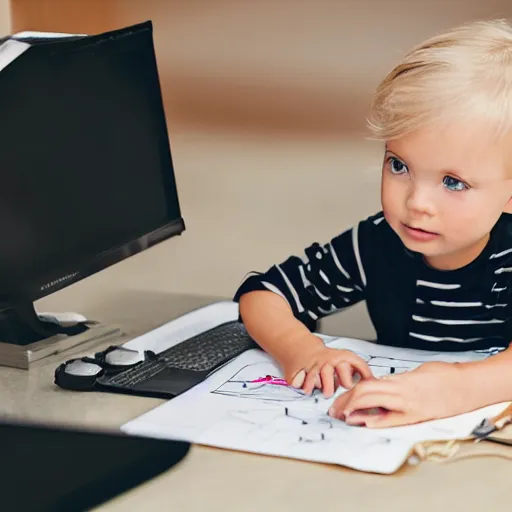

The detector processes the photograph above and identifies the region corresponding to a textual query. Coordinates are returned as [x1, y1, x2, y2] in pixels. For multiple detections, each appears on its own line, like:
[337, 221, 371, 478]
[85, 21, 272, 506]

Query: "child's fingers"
[364, 410, 404, 429]
[291, 369, 306, 389]
[335, 361, 356, 389]
[328, 390, 350, 418]
[340, 392, 404, 421]
[348, 357, 373, 380]
[320, 364, 335, 397]
[302, 365, 320, 395]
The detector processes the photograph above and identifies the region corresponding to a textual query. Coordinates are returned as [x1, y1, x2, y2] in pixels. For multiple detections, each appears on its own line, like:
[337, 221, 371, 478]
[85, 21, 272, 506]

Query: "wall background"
[0, 0, 10, 34]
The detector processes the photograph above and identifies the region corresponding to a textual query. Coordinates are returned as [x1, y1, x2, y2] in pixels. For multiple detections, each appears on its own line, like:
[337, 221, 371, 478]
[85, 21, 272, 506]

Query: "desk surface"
[0, 287, 510, 511]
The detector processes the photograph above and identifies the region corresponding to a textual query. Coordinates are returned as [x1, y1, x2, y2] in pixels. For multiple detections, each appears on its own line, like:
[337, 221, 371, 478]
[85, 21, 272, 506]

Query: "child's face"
[381, 121, 512, 270]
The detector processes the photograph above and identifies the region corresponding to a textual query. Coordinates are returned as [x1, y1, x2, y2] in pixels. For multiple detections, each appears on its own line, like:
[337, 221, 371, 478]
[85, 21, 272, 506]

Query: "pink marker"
[249, 375, 289, 387]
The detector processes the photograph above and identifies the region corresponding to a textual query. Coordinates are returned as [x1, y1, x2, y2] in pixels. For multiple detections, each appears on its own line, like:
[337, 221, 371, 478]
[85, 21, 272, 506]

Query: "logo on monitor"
[40, 272, 79, 291]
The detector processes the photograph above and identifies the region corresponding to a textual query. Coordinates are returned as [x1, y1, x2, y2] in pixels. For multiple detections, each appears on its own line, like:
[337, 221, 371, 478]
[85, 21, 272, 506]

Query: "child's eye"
[388, 157, 408, 175]
[443, 176, 468, 192]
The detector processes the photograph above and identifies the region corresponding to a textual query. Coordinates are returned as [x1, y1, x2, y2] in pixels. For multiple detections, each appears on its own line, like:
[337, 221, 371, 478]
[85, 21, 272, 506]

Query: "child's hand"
[327, 361, 470, 428]
[284, 344, 373, 398]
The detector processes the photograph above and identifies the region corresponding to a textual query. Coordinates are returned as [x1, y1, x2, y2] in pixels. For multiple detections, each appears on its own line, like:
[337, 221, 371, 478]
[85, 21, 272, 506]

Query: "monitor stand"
[0, 302, 123, 369]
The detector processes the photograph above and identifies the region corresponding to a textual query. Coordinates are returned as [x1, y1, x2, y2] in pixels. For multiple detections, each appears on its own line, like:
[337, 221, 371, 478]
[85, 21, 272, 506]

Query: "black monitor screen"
[0, 22, 184, 304]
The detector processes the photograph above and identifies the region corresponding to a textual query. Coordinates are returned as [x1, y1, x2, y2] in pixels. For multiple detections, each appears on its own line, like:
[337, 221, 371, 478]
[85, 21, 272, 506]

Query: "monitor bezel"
[35, 217, 185, 304]
[0, 217, 185, 312]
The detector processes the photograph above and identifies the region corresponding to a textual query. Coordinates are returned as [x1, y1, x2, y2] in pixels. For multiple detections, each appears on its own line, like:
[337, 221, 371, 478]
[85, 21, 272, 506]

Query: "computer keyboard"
[157, 320, 256, 372]
[96, 320, 258, 398]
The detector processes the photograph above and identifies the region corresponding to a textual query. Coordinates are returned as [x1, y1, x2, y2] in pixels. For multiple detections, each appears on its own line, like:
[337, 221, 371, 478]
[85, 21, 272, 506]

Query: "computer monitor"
[0, 22, 185, 349]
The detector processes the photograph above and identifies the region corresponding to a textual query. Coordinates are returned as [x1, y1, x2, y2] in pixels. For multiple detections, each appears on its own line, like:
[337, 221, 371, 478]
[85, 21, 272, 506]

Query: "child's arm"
[459, 345, 512, 406]
[239, 290, 373, 396]
[234, 216, 383, 396]
[239, 290, 324, 372]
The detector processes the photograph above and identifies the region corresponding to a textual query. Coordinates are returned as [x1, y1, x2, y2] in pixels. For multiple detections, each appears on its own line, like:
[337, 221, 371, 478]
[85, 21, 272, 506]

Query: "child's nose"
[405, 184, 435, 217]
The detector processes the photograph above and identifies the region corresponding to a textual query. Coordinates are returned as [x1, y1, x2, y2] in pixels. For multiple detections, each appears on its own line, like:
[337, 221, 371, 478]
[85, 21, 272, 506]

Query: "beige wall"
[9, 1, 512, 337]
[0, 0, 10, 35]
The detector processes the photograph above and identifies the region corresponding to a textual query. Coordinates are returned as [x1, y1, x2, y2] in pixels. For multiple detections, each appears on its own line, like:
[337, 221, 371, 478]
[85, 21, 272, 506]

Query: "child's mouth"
[402, 223, 439, 241]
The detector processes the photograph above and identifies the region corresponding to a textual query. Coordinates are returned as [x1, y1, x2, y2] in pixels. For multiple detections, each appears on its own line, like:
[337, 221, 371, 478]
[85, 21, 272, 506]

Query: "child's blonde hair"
[368, 19, 512, 141]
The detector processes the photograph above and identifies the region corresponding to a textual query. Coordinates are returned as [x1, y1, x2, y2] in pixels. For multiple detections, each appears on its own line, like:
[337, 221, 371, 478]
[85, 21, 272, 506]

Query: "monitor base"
[0, 303, 123, 369]
[0, 302, 93, 345]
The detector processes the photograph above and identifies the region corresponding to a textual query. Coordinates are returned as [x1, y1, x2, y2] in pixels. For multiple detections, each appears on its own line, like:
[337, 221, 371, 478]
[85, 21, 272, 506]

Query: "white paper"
[12, 31, 85, 39]
[120, 302, 510, 474]
[0, 39, 30, 73]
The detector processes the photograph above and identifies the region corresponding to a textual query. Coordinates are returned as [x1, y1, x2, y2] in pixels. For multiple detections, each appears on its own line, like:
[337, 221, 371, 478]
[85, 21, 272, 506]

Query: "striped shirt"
[233, 211, 512, 352]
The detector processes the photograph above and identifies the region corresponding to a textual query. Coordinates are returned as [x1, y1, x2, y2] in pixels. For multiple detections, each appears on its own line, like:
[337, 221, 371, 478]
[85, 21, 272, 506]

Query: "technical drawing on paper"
[211, 352, 428, 402]
[221, 406, 392, 447]
[211, 363, 308, 401]
[123, 336, 508, 474]
[202, 344, 504, 461]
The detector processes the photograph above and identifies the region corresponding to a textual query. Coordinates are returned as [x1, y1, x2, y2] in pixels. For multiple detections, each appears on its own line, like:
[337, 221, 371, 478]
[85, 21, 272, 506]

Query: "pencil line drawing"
[211, 363, 309, 402]
[206, 405, 392, 448]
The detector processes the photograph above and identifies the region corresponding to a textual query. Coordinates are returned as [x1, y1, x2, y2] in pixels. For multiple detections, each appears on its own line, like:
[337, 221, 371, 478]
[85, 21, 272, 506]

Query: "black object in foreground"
[0, 419, 190, 512]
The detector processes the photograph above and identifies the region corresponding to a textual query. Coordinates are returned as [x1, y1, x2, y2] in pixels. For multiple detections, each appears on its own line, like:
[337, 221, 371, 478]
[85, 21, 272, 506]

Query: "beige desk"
[0, 284, 510, 512]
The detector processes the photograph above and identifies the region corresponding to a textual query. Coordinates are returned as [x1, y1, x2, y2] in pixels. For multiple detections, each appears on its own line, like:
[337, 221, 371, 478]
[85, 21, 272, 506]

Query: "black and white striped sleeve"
[233, 215, 378, 330]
